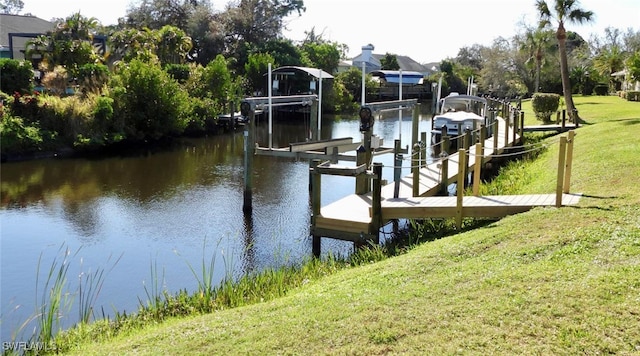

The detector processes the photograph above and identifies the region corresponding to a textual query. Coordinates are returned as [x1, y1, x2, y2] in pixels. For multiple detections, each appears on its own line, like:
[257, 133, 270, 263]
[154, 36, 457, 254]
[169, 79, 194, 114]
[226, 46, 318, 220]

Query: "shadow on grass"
[608, 118, 640, 125]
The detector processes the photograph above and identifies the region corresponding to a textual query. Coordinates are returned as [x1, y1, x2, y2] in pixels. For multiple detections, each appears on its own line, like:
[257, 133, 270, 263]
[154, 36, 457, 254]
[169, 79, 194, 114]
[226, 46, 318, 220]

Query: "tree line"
[1, 0, 639, 157]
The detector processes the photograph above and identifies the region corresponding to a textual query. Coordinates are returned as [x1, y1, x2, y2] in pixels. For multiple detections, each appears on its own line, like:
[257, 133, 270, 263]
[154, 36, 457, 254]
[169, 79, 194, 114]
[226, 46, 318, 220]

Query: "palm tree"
[536, 0, 593, 121]
[521, 27, 554, 94]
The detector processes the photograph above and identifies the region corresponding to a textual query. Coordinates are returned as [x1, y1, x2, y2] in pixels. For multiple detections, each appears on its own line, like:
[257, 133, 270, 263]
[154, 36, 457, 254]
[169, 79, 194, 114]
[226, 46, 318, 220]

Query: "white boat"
[431, 94, 489, 150]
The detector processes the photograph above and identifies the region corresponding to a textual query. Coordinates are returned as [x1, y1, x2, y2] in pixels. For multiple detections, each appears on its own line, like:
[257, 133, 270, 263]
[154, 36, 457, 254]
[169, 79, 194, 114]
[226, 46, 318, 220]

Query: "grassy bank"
[61, 96, 640, 354]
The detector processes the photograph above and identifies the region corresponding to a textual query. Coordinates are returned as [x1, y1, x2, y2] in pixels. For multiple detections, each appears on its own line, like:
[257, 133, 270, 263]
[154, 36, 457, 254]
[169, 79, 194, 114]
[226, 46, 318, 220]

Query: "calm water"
[0, 104, 434, 342]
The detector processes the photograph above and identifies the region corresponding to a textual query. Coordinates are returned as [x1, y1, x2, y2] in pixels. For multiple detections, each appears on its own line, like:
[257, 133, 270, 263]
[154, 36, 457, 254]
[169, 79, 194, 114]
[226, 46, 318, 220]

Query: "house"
[612, 69, 640, 92]
[348, 44, 437, 100]
[0, 14, 54, 59]
[350, 43, 434, 76]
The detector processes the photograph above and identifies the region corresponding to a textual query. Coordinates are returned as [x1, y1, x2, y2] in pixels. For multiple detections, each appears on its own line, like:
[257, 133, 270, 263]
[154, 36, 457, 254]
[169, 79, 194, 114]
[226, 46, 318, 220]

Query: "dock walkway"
[313, 118, 580, 240]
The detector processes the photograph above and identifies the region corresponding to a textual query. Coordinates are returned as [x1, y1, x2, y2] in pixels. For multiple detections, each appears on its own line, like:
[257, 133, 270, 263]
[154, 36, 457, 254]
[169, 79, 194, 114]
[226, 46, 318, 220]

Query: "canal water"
[0, 103, 434, 342]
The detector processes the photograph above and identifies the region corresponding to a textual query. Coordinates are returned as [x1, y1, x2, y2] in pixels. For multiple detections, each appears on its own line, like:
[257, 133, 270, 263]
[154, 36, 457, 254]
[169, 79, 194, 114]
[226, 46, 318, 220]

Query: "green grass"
[59, 95, 640, 354]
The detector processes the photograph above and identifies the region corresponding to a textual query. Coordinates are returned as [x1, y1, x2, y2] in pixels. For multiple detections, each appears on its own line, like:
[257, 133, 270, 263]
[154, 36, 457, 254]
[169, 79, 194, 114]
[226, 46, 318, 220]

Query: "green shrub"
[10, 91, 40, 123]
[531, 93, 560, 123]
[38, 95, 93, 144]
[626, 91, 640, 102]
[185, 97, 220, 134]
[76, 64, 110, 95]
[0, 58, 34, 94]
[594, 84, 609, 96]
[110, 60, 190, 140]
[0, 114, 43, 153]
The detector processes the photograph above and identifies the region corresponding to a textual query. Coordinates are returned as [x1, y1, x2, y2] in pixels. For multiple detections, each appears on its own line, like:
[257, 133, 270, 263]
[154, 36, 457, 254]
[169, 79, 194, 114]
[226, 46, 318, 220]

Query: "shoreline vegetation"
[4, 95, 640, 354]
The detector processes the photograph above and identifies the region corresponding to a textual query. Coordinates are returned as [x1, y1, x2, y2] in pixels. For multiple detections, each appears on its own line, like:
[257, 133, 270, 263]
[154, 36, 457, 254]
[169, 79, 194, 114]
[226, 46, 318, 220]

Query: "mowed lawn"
[67, 95, 640, 355]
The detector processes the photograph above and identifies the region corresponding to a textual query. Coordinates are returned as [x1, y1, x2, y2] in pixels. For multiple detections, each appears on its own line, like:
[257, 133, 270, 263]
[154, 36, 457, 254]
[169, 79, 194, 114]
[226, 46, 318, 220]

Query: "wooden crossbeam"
[289, 137, 353, 152]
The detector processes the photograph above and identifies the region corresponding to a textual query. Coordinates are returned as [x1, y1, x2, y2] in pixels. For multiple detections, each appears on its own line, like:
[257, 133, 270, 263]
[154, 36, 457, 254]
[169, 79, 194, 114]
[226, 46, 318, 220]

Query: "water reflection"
[0, 104, 434, 342]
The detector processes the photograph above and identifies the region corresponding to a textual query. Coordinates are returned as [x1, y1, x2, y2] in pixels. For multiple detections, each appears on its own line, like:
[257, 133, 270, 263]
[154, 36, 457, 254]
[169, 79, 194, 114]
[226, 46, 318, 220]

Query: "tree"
[0, 0, 23, 14]
[626, 52, 640, 83]
[108, 28, 159, 64]
[477, 37, 524, 97]
[156, 25, 193, 65]
[244, 52, 274, 93]
[220, 0, 305, 61]
[301, 42, 341, 73]
[25, 13, 102, 81]
[519, 27, 555, 93]
[125, 0, 199, 30]
[536, 0, 594, 121]
[186, 4, 225, 65]
[379, 53, 400, 70]
[110, 60, 190, 139]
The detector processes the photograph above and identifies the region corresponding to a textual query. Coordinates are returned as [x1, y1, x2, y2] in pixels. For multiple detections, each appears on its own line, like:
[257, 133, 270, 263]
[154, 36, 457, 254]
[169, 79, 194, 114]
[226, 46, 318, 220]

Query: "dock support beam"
[242, 102, 256, 215]
[310, 159, 322, 257]
[393, 139, 402, 198]
[555, 136, 568, 207]
[563, 130, 575, 193]
[370, 162, 383, 245]
[456, 148, 466, 229]
[473, 143, 482, 196]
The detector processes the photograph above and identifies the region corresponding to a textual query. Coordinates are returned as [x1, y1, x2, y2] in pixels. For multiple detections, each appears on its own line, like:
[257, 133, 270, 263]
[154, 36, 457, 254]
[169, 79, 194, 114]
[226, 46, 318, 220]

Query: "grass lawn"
[64, 95, 640, 355]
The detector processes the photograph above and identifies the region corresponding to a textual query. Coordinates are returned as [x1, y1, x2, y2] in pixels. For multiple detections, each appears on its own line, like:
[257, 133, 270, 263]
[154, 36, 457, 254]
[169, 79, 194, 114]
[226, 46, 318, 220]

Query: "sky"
[19, 0, 640, 64]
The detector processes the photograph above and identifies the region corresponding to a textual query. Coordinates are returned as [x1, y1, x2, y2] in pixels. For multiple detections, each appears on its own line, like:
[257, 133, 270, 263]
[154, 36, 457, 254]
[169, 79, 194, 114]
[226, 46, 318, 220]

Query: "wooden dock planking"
[314, 117, 543, 233]
[318, 193, 373, 233]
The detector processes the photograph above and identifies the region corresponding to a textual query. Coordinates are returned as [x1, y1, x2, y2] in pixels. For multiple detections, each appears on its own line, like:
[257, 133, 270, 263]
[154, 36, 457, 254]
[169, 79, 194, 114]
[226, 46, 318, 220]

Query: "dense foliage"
[2, 2, 639, 157]
[110, 60, 190, 140]
[0, 58, 34, 94]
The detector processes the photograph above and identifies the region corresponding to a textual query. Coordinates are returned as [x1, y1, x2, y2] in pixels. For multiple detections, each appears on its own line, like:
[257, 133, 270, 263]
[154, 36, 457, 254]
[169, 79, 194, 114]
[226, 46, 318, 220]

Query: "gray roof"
[1, 14, 54, 59]
[372, 54, 430, 73]
[1, 14, 53, 46]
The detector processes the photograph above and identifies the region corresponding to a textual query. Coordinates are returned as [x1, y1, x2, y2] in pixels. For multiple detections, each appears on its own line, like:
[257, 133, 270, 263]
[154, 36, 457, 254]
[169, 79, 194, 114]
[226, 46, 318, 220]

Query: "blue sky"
[20, 0, 640, 63]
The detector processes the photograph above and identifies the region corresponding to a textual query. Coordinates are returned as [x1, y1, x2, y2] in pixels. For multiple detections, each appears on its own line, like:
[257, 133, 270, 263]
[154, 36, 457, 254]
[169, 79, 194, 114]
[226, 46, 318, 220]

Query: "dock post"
[512, 109, 518, 144]
[370, 162, 383, 245]
[355, 145, 367, 195]
[473, 143, 482, 196]
[393, 139, 402, 198]
[420, 131, 427, 169]
[310, 99, 319, 141]
[519, 111, 525, 142]
[440, 153, 449, 195]
[411, 104, 419, 173]
[242, 101, 255, 215]
[555, 136, 567, 207]
[439, 133, 450, 195]
[563, 130, 575, 193]
[504, 114, 510, 147]
[464, 128, 472, 185]
[561, 109, 566, 130]
[456, 148, 466, 229]
[310, 159, 322, 257]
[442, 128, 450, 154]
[457, 123, 463, 150]
[412, 142, 420, 197]
[493, 119, 499, 153]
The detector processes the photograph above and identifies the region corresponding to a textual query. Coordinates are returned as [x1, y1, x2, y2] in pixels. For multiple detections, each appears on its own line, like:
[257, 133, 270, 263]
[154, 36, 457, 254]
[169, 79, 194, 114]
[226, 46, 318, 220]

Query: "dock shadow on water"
[0, 104, 435, 343]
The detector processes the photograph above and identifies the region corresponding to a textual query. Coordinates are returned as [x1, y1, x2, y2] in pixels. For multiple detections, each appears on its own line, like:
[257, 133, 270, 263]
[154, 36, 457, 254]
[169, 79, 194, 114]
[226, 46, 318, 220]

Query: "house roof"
[1, 14, 54, 47]
[271, 66, 334, 79]
[372, 54, 430, 73]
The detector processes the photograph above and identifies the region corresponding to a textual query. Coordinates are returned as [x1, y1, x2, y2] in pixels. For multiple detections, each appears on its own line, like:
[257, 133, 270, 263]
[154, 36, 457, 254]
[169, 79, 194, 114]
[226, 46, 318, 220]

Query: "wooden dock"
[311, 117, 580, 246]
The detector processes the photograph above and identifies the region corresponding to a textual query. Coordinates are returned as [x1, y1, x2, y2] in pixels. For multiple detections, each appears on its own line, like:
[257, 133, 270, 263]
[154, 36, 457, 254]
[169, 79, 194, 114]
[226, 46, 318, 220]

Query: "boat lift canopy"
[371, 70, 424, 85]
